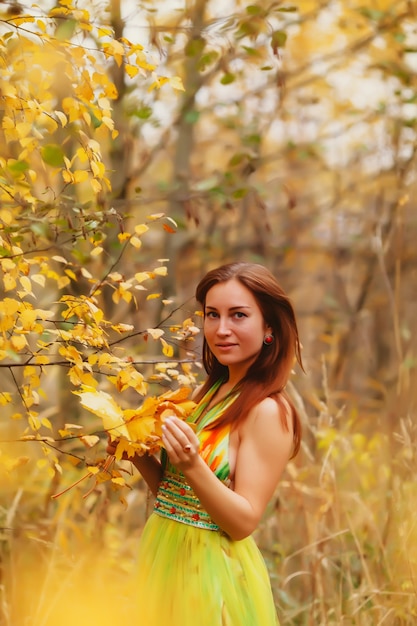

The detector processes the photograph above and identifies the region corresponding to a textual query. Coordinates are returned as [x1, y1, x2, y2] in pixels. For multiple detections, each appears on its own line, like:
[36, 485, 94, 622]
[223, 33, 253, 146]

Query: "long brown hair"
[195, 262, 303, 457]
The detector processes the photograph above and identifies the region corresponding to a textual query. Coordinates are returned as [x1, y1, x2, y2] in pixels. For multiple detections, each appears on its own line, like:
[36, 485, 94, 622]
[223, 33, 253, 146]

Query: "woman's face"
[204, 278, 270, 377]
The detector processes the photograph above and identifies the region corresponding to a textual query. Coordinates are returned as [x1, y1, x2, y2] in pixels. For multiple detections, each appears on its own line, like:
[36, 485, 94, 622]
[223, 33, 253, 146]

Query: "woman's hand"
[161, 416, 200, 469]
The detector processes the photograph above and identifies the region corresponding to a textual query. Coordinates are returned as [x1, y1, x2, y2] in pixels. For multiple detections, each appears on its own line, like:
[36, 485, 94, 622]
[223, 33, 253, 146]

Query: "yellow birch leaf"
[111, 323, 134, 333]
[146, 328, 164, 340]
[62, 170, 74, 184]
[3, 273, 16, 291]
[102, 116, 114, 130]
[10, 335, 27, 351]
[91, 160, 105, 178]
[35, 356, 50, 365]
[29, 414, 41, 430]
[69, 368, 98, 388]
[79, 435, 100, 448]
[57, 275, 71, 289]
[31, 274, 46, 287]
[65, 268, 77, 280]
[91, 246, 103, 257]
[0, 298, 19, 315]
[125, 64, 139, 78]
[59, 345, 83, 365]
[146, 212, 165, 220]
[55, 111, 67, 127]
[129, 236, 142, 249]
[153, 266, 167, 276]
[98, 27, 113, 37]
[0, 392, 12, 405]
[52, 255, 68, 264]
[135, 271, 150, 283]
[169, 76, 185, 91]
[20, 309, 38, 330]
[80, 267, 93, 279]
[136, 58, 156, 71]
[91, 178, 102, 194]
[146, 293, 161, 300]
[102, 41, 124, 67]
[148, 76, 169, 92]
[73, 170, 89, 183]
[16, 122, 32, 138]
[1, 259, 15, 272]
[134, 223, 149, 235]
[76, 146, 89, 163]
[161, 338, 174, 358]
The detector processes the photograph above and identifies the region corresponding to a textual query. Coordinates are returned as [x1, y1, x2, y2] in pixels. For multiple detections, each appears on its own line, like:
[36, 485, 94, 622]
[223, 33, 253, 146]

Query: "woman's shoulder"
[243, 393, 292, 433]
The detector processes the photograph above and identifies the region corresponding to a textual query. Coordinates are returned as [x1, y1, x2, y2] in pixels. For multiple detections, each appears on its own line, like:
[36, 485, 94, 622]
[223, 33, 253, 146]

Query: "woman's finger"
[162, 417, 198, 464]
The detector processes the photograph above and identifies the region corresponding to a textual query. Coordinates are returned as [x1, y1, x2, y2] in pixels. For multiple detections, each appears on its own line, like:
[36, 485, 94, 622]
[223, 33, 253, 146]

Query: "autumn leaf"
[75, 388, 130, 440]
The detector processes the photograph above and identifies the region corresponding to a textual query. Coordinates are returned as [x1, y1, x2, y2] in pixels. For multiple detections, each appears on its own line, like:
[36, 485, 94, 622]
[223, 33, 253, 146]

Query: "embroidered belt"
[153, 471, 220, 531]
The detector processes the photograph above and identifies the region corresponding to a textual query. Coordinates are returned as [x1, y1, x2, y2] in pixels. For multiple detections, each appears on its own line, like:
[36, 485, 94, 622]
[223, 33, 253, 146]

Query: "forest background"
[0, 0, 416, 624]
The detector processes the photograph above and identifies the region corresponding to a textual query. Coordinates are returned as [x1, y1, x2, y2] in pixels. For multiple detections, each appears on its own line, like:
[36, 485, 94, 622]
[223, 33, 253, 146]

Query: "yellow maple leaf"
[76, 388, 130, 440]
[125, 415, 157, 445]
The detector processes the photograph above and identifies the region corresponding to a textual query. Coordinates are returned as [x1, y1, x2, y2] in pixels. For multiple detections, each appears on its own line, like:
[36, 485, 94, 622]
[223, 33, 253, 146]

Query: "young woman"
[108, 261, 302, 625]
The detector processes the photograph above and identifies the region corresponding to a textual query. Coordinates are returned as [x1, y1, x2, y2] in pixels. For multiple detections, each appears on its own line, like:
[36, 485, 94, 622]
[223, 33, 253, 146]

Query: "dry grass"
[1, 385, 416, 626]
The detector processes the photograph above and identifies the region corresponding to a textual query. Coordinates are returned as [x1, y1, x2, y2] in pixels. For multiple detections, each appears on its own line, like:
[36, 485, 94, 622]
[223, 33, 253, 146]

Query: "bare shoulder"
[246, 395, 292, 430]
[240, 394, 293, 453]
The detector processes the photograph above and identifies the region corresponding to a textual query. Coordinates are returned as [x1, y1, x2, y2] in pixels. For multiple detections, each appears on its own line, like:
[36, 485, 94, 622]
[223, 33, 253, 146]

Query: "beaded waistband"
[154, 471, 220, 531]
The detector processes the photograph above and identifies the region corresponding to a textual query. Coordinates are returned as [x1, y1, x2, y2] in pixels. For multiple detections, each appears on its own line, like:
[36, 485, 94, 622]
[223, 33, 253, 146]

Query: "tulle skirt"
[131, 512, 280, 625]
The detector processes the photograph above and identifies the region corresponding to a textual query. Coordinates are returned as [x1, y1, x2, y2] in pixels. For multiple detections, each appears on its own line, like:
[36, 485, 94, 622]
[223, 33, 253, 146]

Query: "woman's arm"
[161, 396, 293, 541]
[106, 439, 163, 497]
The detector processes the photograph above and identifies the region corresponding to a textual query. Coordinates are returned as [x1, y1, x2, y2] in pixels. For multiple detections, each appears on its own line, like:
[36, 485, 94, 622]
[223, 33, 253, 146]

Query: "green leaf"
[271, 30, 287, 50]
[232, 188, 248, 199]
[134, 106, 153, 120]
[229, 152, 246, 167]
[55, 18, 77, 41]
[41, 144, 65, 167]
[358, 8, 384, 21]
[185, 37, 206, 58]
[276, 6, 297, 12]
[8, 160, 29, 175]
[184, 110, 200, 124]
[246, 5, 263, 16]
[220, 72, 235, 85]
[198, 51, 219, 72]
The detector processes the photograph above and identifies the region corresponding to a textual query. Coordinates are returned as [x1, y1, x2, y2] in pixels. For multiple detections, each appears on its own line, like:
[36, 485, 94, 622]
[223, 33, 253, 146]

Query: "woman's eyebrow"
[205, 305, 252, 310]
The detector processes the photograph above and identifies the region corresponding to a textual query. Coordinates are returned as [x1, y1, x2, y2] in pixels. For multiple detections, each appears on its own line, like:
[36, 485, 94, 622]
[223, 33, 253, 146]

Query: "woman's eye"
[234, 311, 246, 319]
[205, 311, 218, 319]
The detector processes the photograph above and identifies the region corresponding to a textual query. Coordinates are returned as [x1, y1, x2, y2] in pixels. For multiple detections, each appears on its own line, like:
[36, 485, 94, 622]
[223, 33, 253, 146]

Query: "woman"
[108, 261, 302, 625]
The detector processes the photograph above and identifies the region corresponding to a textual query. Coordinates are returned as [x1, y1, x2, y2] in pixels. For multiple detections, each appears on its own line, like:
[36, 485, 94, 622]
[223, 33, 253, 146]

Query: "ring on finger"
[183, 443, 192, 452]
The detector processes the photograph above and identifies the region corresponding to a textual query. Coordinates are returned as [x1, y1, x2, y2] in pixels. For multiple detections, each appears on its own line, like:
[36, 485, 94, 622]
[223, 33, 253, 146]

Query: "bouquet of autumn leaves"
[52, 386, 196, 500]
[78, 385, 197, 459]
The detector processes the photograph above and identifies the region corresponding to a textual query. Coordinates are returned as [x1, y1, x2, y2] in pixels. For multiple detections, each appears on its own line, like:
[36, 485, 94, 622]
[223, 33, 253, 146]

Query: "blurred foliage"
[1, 0, 417, 623]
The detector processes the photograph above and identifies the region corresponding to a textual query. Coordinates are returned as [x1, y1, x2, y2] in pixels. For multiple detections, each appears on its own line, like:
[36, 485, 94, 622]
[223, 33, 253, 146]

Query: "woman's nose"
[216, 316, 231, 335]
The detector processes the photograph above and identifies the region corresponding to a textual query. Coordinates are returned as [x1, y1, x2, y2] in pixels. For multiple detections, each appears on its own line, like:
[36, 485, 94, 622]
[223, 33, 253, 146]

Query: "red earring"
[263, 334, 274, 345]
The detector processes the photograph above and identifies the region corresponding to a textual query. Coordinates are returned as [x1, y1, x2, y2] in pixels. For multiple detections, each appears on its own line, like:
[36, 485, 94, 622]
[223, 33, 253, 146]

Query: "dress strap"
[189, 380, 240, 431]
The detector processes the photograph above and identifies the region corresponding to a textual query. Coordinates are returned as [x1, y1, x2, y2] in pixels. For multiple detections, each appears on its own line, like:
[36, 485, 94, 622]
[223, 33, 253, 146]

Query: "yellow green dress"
[133, 381, 280, 625]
